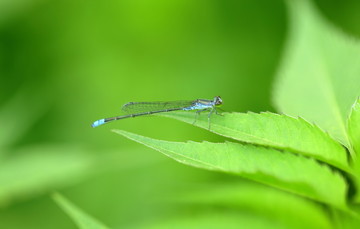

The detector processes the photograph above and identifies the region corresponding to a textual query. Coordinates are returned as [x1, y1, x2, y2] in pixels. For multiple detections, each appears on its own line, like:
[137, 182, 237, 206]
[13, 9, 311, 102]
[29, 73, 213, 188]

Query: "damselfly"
[91, 96, 222, 128]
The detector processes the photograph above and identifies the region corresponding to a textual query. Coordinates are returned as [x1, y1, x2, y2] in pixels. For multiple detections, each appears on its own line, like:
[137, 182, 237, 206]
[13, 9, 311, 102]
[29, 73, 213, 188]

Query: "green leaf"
[113, 129, 348, 210]
[177, 182, 332, 229]
[161, 111, 349, 172]
[347, 98, 360, 203]
[52, 192, 110, 229]
[143, 211, 291, 229]
[330, 208, 360, 229]
[348, 98, 360, 156]
[272, 0, 360, 148]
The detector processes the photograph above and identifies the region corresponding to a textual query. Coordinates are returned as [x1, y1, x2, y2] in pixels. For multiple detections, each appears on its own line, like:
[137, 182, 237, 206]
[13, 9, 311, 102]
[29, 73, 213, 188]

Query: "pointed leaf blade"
[52, 193, 110, 229]
[114, 129, 348, 209]
[161, 112, 349, 172]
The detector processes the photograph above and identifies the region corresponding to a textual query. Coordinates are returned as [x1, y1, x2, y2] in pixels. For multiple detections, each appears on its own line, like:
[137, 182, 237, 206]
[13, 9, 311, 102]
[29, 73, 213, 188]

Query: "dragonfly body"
[91, 96, 222, 128]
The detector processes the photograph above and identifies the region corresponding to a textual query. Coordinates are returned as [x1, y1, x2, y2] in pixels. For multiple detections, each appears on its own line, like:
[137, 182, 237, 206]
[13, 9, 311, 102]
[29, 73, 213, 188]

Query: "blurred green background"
[1, 0, 360, 228]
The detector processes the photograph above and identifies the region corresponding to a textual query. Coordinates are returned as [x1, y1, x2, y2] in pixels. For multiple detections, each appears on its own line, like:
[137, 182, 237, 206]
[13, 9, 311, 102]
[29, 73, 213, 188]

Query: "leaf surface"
[177, 182, 332, 229]
[114, 129, 348, 209]
[161, 112, 349, 172]
[348, 98, 360, 157]
[143, 212, 290, 229]
[272, 0, 360, 147]
[347, 98, 360, 203]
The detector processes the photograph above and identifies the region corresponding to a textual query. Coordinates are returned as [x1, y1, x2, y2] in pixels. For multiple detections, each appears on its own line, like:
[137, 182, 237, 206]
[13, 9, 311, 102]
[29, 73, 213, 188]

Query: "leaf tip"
[112, 129, 137, 141]
[111, 129, 124, 135]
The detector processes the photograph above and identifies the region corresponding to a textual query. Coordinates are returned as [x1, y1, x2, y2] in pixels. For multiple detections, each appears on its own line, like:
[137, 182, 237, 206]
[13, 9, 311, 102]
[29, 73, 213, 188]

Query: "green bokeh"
[1, 0, 360, 228]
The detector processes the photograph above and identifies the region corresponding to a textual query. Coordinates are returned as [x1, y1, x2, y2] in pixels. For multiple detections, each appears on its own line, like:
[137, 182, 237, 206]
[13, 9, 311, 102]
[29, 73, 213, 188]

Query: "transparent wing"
[121, 100, 195, 114]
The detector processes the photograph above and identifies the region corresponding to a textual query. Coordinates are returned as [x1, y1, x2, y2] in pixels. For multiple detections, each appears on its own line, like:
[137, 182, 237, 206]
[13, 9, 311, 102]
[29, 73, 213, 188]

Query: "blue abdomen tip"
[92, 119, 105, 128]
